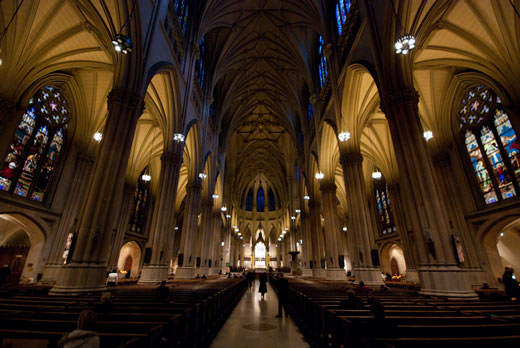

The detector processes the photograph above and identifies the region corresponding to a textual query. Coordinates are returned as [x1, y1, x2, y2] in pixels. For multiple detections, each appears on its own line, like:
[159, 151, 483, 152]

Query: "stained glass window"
[268, 188, 276, 211]
[257, 188, 265, 212]
[129, 167, 150, 234]
[0, 86, 68, 202]
[459, 85, 520, 204]
[336, 0, 351, 34]
[195, 37, 205, 89]
[374, 174, 396, 235]
[175, 0, 189, 36]
[246, 188, 253, 211]
[307, 101, 314, 122]
[318, 36, 328, 88]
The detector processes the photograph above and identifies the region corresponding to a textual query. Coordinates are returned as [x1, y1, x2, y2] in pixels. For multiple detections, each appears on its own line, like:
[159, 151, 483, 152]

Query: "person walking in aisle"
[275, 273, 289, 317]
[259, 272, 267, 299]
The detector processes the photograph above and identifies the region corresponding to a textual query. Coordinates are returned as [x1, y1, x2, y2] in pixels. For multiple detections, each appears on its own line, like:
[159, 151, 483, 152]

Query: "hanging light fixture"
[343, 226, 348, 231]
[221, 206, 227, 212]
[303, 195, 310, 200]
[142, 126, 156, 182]
[112, 0, 136, 54]
[423, 130, 434, 142]
[212, 194, 219, 199]
[367, 122, 381, 180]
[295, 209, 301, 213]
[315, 172, 324, 180]
[391, 0, 416, 55]
[173, 133, 185, 142]
[226, 214, 231, 218]
[291, 216, 296, 220]
[338, 132, 351, 142]
[93, 132, 103, 142]
[199, 172, 207, 179]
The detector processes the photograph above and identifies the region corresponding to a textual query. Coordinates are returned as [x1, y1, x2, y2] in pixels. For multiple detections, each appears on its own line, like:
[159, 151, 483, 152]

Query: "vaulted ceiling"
[203, 0, 323, 207]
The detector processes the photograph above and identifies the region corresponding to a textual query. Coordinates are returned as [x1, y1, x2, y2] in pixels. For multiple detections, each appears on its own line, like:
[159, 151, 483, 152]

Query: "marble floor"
[209, 278, 310, 348]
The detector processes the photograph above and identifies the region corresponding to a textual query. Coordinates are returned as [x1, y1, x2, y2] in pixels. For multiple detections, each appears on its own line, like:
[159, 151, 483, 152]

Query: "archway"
[483, 218, 520, 285]
[0, 213, 46, 284]
[380, 243, 407, 279]
[254, 242, 266, 269]
[117, 241, 141, 278]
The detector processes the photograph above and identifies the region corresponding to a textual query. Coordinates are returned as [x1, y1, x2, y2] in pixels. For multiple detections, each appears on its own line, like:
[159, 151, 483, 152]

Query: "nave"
[210, 276, 309, 348]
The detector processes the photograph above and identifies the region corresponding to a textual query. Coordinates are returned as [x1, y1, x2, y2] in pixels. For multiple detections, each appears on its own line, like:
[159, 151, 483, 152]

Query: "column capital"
[340, 151, 363, 165]
[186, 181, 202, 193]
[76, 152, 95, 166]
[0, 95, 17, 114]
[191, 44, 200, 58]
[380, 87, 419, 114]
[432, 150, 451, 167]
[308, 199, 321, 209]
[323, 43, 333, 58]
[386, 183, 399, 195]
[319, 182, 337, 193]
[201, 199, 213, 208]
[161, 151, 182, 165]
[107, 88, 143, 112]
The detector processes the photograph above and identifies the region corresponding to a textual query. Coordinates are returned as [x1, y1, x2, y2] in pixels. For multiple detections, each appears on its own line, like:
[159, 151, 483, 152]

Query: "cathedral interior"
[0, 0, 520, 347]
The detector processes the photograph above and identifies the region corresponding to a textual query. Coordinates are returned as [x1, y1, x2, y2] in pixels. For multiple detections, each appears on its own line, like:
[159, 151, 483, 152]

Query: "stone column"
[107, 182, 136, 272]
[197, 199, 214, 276]
[382, 88, 475, 297]
[319, 182, 346, 280]
[210, 211, 223, 274]
[139, 150, 183, 283]
[222, 222, 231, 273]
[300, 211, 313, 276]
[432, 151, 484, 286]
[51, 88, 143, 294]
[175, 181, 202, 279]
[40, 152, 94, 283]
[340, 152, 384, 286]
[387, 183, 419, 282]
[309, 199, 326, 278]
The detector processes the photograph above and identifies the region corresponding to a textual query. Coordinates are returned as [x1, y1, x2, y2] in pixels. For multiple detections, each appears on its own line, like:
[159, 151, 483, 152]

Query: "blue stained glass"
[307, 101, 314, 121]
[336, 5, 343, 34]
[257, 188, 265, 212]
[246, 189, 253, 211]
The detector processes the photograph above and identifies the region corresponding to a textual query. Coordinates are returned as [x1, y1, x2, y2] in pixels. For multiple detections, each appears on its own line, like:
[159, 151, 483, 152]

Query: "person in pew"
[106, 269, 118, 286]
[503, 266, 519, 301]
[0, 264, 10, 286]
[275, 273, 289, 317]
[367, 291, 385, 320]
[356, 281, 371, 292]
[58, 310, 100, 348]
[95, 292, 115, 314]
[155, 281, 170, 302]
[339, 290, 364, 309]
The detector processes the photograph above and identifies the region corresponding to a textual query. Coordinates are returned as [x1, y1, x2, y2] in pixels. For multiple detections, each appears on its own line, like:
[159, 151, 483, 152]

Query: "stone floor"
[210, 278, 310, 348]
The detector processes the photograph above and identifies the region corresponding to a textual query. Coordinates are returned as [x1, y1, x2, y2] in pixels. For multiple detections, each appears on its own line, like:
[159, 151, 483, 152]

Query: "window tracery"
[0, 86, 68, 202]
[459, 85, 520, 204]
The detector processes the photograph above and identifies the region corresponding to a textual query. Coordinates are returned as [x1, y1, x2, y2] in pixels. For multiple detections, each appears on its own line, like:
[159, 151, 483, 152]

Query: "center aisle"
[210, 276, 310, 348]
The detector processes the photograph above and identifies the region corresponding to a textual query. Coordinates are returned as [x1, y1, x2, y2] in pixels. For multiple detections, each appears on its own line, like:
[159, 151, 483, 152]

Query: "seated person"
[59, 310, 100, 348]
[339, 290, 364, 309]
[95, 292, 114, 314]
[156, 281, 170, 302]
[106, 269, 118, 286]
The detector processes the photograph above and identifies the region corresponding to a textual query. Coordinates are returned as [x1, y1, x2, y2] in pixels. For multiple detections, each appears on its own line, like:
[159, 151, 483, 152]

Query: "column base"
[312, 269, 327, 279]
[326, 268, 346, 281]
[404, 269, 420, 282]
[198, 266, 210, 277]
[418, 265, 478, 298]
[139, 265, 168, 284]
[354, 266, 385, 286]
[40, 263, 63, 284]
[50, 263, 107, 295]
[209, 268, 221, 276]
[301, 268, 313, 277]
[176, 266, 196, 279]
